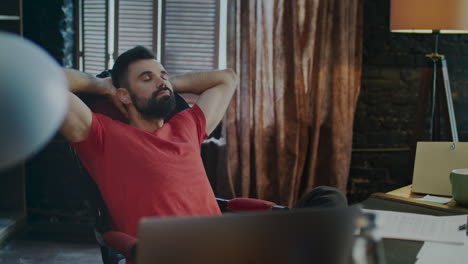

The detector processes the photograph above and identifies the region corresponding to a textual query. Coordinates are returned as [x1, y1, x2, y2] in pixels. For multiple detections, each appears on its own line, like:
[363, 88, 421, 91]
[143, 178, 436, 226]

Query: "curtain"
[217, 0, 363, 207]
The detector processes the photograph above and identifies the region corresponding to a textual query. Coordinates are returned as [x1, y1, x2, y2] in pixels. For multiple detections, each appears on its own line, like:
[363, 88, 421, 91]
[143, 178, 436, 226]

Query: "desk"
[372, 185, 468, 214]
[362, 185, 468, 264]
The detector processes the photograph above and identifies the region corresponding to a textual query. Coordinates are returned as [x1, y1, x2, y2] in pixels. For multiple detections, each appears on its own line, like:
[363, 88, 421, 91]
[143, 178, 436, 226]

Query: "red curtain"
[216, 0, 363, 207]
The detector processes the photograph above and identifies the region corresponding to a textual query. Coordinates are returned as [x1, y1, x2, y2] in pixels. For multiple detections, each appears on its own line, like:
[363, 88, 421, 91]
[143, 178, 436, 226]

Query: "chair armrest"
[102, 231, 137, 260]
[226, 198, 287, 212]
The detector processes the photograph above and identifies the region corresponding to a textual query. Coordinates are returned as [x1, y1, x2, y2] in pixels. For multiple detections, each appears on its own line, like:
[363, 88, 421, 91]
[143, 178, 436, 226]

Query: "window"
[115, 0, 157, 59]
[78, 0, 227, 83]
[161, 0, 220, 76]
[79, 0, 109, 75]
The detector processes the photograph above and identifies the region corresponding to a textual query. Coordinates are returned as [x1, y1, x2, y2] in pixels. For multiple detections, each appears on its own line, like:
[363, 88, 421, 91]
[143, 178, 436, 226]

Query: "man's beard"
[129, 87, 176, 120]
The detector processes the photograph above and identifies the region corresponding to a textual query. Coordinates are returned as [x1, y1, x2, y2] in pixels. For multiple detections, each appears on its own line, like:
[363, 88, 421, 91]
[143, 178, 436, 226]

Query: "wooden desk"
[371, 185, 468, 214]
[363, 186, 468, 264]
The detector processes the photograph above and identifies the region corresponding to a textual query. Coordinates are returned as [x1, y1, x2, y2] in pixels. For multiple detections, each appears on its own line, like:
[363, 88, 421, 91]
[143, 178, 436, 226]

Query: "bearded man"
[61, 46, 236, 237]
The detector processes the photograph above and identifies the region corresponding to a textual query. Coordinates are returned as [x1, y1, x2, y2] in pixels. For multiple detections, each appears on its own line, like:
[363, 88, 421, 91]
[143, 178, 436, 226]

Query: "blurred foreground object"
[0, 32, 68, 170]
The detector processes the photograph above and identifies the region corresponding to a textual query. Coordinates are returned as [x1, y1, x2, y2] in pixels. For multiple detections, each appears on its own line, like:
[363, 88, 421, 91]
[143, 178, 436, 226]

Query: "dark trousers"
[293, 186, 348, 209]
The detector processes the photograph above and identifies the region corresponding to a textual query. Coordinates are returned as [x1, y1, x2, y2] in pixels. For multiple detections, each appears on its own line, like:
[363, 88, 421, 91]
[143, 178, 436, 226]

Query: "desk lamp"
[0, 32, 68, 170]
[391, 0, 468, 142]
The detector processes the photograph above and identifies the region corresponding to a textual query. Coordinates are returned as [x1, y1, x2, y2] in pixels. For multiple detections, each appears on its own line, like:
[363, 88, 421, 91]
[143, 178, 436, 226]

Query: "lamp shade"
[391, 0, 468, 33]
[0, 32, 68, 170]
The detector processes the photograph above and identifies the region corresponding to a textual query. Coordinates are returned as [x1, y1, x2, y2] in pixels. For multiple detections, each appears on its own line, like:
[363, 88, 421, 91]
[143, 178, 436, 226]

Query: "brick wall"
[348, 0, 468, 202]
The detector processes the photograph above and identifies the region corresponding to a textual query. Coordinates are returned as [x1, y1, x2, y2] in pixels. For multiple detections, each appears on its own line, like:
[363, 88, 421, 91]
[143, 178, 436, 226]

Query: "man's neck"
[128, 111, 164, 132]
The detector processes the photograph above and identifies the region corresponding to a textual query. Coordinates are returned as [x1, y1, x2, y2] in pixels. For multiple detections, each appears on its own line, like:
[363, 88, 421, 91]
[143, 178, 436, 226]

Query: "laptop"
[412, 142, 468, 196]
[136, 206, 360, 264]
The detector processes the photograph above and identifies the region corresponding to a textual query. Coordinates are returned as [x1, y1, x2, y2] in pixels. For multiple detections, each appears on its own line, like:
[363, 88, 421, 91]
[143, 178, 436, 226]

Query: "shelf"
[0, 15, 20, 21]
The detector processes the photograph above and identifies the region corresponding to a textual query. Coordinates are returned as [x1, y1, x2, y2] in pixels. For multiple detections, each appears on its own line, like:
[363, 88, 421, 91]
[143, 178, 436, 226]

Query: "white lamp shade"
[0, 32, 68, 169]
[391, 0, 468, 33]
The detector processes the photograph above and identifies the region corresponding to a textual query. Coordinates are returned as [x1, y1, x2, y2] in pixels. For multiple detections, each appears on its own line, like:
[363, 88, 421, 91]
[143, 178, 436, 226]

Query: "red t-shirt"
[73, 105, 221, 237]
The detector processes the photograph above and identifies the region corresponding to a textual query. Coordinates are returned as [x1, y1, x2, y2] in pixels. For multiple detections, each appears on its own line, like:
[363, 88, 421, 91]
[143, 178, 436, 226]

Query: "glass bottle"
[351, 211, 386, 264]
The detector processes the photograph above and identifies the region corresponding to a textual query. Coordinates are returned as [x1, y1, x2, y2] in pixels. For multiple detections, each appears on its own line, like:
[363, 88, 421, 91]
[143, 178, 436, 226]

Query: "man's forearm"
[64, 68, 111, 95]
[170, 69, 236, 94]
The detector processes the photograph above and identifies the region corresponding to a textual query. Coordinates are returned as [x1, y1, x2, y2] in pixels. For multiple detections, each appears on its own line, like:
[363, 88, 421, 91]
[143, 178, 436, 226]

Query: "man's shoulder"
[92, 112, 127, 127]
[72, 112, 131, 151]
[169, 105, 205, 123]
[89, 112, 133, 137]
[166, 105, 207, 143]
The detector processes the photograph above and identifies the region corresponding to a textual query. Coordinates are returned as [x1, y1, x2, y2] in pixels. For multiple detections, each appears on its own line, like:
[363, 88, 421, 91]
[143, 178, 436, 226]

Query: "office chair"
[72, 70, 288, 264]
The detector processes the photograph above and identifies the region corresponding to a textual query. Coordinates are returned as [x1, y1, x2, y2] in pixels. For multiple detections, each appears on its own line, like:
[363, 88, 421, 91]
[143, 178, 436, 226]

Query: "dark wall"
[22, 0, 95, 230]
[23, 0, 64, 63]
[348, 0, 468, 202]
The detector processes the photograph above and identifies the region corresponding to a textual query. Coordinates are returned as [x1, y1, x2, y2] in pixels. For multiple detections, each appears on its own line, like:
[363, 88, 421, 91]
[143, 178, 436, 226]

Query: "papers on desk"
[414, 195, 452, 205]
[416, 237, 468, 264]
[364, 209, 467, 244]
[363, 209, 467, 263]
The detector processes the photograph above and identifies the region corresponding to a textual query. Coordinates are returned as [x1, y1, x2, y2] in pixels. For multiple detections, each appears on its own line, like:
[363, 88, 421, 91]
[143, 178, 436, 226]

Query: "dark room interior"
[1, 0, 468, 263]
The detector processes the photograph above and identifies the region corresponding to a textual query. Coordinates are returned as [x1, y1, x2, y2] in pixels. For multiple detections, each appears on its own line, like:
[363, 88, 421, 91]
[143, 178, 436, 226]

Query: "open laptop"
[136, 206, 360, 264]
[412, 142, 468, 196]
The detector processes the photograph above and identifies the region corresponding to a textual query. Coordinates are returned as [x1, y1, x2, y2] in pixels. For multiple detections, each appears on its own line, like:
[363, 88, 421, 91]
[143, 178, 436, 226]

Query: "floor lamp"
[390, 0, 468, 142]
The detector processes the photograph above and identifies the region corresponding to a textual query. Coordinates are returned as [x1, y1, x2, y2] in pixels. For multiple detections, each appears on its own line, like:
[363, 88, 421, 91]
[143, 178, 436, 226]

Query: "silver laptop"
[411, 142, 468, 196]
[136, 206, 360, 264]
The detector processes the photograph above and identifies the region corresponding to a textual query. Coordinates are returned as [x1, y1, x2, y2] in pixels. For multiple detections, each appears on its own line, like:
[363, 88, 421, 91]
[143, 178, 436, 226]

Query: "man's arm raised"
[60, 69, 122, 143]
[170, 69, 238, 135]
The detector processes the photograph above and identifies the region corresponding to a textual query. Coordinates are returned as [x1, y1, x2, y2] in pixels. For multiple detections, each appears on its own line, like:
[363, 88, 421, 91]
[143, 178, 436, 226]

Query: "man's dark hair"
[111, 45, 156, 89]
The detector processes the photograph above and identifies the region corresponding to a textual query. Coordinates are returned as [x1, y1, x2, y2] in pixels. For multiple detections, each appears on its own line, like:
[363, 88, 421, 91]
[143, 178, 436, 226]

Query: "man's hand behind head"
[101, 77, 129, 118]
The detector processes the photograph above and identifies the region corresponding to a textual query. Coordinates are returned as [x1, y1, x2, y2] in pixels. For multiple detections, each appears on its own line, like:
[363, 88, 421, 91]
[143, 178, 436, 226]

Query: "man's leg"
[293, 186, 348, 209]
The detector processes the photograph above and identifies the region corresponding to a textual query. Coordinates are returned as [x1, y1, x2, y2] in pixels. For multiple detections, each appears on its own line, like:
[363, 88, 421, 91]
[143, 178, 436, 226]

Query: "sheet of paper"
[416, 236, 468, 264]
[414, 195, 452, 204]
[363, 209, 467, 244]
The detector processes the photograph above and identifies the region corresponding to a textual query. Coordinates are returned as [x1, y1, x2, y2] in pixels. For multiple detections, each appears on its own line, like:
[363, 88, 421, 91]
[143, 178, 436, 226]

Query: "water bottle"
[351, 211, 386, 264]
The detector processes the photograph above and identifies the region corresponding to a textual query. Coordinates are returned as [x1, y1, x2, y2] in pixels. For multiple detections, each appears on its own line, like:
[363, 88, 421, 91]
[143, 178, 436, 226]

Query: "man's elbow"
[223, 69, 238, 90]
